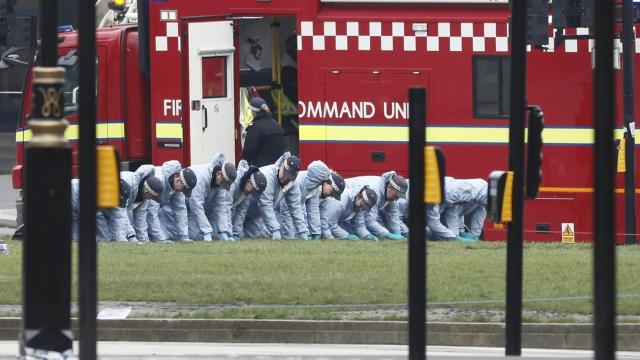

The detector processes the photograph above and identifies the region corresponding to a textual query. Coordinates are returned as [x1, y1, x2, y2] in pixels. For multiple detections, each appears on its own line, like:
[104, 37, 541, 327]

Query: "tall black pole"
[78, 0, 97, 357]
[408, 87, 427, 360]
[505, 0, 527, 356]
[622, 0, 637, 245]
[21, 0, 73, 357]
[593, 1, 616, 359]
[38, 0, 57, 67]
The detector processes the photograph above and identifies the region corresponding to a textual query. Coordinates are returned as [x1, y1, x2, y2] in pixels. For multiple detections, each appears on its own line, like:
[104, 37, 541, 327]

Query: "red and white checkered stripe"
[155, 21, 181, 52]
[299, 20, 640, 54]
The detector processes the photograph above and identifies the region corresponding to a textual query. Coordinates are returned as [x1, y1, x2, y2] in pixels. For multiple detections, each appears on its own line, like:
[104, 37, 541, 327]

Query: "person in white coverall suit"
[279, 160, 346, 240]
[229, 160, 268, 240]
[345, 171, 409, 240]
[240, 152, 309, 239]
[119, 165, 164, 242]
[187, 153, 237, 241]
[146, 161, 197, 242]
[323, 185, 378, 240]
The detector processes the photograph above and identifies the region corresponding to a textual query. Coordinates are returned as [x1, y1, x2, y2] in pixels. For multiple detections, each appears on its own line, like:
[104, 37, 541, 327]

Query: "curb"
[1, 318, 639, 351]
[0, 208, 16, 228]
[0, 217, 15, 228]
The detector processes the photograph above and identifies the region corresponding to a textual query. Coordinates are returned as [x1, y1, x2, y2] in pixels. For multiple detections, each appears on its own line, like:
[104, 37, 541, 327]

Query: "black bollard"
[621, 0, 637, 245]
[78, 0, 98, 357]
[408, 87, 426, 360]
[505, 0, 527, 355]
[593, 0, 616, 359]
[21, 0, 73, 356]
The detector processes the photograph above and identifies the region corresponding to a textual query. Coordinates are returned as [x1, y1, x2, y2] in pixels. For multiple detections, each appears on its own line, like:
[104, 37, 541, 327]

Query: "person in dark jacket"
[242, 97, 285, 167]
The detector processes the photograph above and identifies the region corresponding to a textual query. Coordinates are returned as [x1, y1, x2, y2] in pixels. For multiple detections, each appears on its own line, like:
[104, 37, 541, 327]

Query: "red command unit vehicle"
[15, 26, 149, 182]
[13, 0, 640, 243]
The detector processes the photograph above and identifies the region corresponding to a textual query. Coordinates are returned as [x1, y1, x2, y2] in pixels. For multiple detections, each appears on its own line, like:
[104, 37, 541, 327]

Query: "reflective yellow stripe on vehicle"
[155, 122, 183, 140]
[16, 122, 126, 143]
[299, 124, 636, 144]
[540, 187, 640, 194]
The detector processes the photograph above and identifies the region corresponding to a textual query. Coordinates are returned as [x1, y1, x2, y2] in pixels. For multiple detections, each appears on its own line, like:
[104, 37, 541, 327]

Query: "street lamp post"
[21, 0, 73, 357]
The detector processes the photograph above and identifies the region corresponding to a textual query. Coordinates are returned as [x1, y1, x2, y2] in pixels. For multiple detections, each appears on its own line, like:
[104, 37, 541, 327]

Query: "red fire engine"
[13, 0, 640, 242]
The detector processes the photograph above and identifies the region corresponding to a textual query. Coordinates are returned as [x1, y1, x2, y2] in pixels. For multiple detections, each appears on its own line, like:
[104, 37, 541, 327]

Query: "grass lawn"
[0, 240, 638, 321]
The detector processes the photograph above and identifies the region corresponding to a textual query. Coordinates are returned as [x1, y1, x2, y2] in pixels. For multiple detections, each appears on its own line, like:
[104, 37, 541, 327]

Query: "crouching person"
[230, 160, 268, 239]
[426, 204, 459, 241]
[279, 160, 346, 240]
[456, 178, 488, 241]
[187, 153, 237, 241]
[346, 171, 408, 240]
[324, 185, 378, 240]
[397, 196, 454, 241]
[436, 176, 485, 242]
[147, 160, 197, 242]
[71, 178, 137, 242]
[95, 179, 135, 242]
[242, 152, 309, 239]
[119, 165, 164, 242]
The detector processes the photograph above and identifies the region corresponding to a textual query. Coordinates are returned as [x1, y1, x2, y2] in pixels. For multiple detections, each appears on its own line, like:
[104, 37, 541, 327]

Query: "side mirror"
[0, 47, 29, 70]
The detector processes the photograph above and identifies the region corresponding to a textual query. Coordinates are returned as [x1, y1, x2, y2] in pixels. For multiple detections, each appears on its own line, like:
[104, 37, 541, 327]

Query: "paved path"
[0, 342, 639, 360]
[0, 175, 18, 208]
[0, 175, 17, 230]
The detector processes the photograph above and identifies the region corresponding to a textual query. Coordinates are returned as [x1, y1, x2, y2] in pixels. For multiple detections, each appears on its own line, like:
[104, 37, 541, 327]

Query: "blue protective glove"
[218, 232, 230, 241]
[391, 231, 407, 239]
[365, 234, 379, 241]
[346, 234, 359, 241]
[311, 234, 321, 240]
[456, 236, 479, 243]
[459, 232, 479, 240]
[384, 232, 405, 240]
[203, 233, 213, 241]
[271, 230, 282, 240]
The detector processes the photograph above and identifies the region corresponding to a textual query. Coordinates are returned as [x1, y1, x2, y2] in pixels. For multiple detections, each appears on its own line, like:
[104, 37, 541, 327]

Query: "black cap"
[144, 176, 164, 204]
[389, 174, 408, 199]
[360, 186, 378, 212]
[119, 179, 131, 208]
[221, 162, 237, 191]
[250, 170, 268, 195]
[179, 168, 197, 197]
[283, 155, 300, 182]
[330, 172, 346, 200]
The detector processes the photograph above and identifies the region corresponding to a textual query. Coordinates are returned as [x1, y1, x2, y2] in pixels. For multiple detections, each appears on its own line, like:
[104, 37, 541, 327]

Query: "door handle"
[201, 105, 208, 131]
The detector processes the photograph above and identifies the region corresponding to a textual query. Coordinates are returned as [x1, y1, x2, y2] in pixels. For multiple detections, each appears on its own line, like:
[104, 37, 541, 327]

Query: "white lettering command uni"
[163, 99, 182, 117]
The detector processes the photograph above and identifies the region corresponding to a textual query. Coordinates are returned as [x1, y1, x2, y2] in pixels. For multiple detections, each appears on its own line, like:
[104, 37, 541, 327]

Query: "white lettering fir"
[163, 99, 182, 117]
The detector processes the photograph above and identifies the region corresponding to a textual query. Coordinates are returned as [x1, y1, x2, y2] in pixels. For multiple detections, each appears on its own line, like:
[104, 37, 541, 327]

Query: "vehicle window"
[59, 50, 80, 116]
[473, 56, 510, 118]
[202, 56, 227, 98]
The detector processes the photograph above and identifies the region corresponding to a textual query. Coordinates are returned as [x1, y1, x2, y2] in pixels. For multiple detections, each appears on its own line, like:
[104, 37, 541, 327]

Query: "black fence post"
[408, 87, 427, 360]
[593, 0, 616, 359]
[506, 0, 527, 355]
[621, 0, 637, 245]
[78, 0, 97, 357]
[21, 0, 73, 356]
